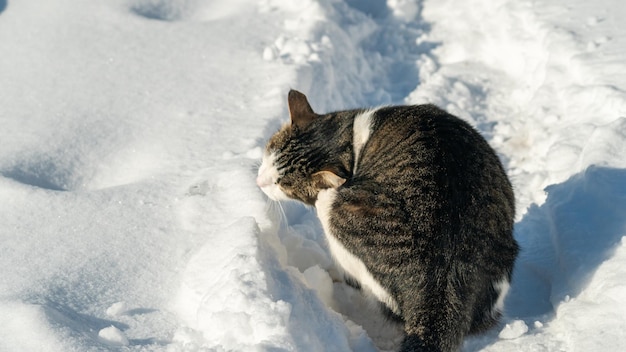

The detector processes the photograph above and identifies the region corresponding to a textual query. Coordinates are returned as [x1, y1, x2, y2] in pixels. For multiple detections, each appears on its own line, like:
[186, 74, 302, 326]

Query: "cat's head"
[256, 90, 346, 205]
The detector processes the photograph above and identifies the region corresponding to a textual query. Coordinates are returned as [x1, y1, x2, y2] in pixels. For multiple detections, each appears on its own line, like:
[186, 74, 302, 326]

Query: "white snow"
[98, 325, 129, 347]
[105, 302, 129, 317]
[498, 320, 529, 340]
[1, 0, 625, 351]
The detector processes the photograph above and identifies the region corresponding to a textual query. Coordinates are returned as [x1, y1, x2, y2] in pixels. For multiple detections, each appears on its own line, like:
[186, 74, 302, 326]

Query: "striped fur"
[258, 90, 519, 352]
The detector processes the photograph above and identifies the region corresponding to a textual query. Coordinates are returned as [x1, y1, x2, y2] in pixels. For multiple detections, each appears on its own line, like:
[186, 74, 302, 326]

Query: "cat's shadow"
[463, 165, 626, 351]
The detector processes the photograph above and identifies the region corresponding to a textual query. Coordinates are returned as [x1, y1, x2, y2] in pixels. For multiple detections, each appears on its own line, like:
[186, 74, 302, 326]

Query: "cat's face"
[256, 90, 346, 206]
[256, 124, 319, 205]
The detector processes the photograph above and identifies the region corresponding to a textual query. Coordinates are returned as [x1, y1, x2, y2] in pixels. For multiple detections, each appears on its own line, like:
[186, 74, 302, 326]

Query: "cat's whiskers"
[249, 160, 262, 175]
[276, 201, 288, 225]
[264, 199, 288, 227]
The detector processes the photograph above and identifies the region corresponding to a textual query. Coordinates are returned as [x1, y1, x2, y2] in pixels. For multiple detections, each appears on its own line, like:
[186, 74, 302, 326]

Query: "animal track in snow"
[130, 0, 195, 21]
[1, 159, 77, 191]
[130, 0, 250, 22]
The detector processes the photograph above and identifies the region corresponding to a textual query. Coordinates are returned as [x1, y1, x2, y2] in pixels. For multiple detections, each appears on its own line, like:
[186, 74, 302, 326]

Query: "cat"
[257, 90, 519, 352]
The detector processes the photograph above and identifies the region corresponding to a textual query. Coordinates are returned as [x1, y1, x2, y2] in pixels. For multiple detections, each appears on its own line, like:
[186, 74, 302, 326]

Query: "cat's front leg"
[315, 188, 348, 281]
[316, 188, 361, 282]
[315, 188, 400, 314]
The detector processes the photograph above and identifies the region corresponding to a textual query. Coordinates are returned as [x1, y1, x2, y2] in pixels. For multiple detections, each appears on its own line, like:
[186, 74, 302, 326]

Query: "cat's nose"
[256, 175, 271, 188]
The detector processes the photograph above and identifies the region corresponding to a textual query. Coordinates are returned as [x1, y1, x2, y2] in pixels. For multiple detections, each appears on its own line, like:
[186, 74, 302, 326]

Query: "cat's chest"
[315, 189, 400, 314]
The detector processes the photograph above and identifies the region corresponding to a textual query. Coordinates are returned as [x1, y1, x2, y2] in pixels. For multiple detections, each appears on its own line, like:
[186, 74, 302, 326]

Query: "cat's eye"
[279, 179, 292, 188]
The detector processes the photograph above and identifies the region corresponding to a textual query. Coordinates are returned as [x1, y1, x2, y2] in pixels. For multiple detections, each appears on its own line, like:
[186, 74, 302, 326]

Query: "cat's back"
[350, 103, 514, 244]
[358, 104, 492, 168]
[355, 104, 508, 190]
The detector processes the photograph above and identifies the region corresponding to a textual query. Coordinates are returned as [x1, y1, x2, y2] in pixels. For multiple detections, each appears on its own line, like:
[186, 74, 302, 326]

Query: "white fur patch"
[257, 151, 290, 201]
[316, 188, 400, 315]
[352, 109, 377, 174]
[492, 276, 511, 316]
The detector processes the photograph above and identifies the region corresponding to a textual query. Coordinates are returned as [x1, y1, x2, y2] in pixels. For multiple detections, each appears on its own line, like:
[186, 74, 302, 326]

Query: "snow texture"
[1, 0, 625, 351]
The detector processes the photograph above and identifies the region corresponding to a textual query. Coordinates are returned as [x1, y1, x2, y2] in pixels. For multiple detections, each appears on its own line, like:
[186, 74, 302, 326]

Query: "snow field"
[1, 0, 626, 351]
[0, 0, 299, 350]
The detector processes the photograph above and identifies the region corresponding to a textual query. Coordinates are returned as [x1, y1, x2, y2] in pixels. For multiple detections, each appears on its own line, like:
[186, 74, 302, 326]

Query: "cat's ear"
[288, 89, 317, 129]
[312, 170, 346, 189]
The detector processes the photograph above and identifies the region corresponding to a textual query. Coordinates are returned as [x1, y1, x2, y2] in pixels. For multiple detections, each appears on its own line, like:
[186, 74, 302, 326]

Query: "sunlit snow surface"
[1, 0, 625, 351]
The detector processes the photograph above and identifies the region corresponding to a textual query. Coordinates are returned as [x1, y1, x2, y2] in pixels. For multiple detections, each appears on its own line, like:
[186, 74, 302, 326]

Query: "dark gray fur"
[263, 90, 519, 352]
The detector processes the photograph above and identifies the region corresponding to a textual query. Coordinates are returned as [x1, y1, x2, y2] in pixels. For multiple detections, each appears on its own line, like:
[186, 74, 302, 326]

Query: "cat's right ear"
[312, 170, 346, 189]
[288, 90, 317, 129]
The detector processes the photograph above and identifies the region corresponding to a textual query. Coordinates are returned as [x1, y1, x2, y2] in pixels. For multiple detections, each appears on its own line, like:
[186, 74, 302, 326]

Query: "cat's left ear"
[288, 89, 318, 129]
[313, 170, 346, 189]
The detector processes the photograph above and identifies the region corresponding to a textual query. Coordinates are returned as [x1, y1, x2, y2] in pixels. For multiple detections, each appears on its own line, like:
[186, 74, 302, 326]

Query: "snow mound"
[498, 320, 528, 340]
[98, 326, 129, 347]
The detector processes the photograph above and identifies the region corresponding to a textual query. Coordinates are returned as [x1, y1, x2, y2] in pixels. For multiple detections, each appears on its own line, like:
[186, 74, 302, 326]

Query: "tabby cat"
[257, 90, 519, 352]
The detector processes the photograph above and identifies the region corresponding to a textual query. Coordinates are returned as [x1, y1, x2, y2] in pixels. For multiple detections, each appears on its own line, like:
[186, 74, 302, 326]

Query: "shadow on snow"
[465, 165, 626, 350]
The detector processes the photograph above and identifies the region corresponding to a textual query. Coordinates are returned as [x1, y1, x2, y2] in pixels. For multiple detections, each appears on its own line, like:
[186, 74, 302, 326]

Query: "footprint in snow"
[130, 0, 195, 21]
[1, 159, 76, 192]
[130, 0, 249, 22]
